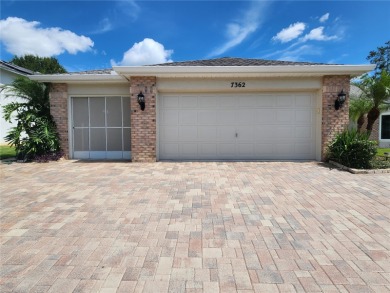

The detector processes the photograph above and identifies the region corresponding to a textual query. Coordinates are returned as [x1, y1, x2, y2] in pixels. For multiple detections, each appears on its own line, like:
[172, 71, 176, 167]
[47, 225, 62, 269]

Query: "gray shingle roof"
[151, 57, 327, 66]
[0, 60, 35, 75]
[67, 69, 113, 75]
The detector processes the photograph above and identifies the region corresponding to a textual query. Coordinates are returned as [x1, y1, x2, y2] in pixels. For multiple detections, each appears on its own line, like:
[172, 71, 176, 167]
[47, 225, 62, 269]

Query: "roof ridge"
[150, 57, 329, 66]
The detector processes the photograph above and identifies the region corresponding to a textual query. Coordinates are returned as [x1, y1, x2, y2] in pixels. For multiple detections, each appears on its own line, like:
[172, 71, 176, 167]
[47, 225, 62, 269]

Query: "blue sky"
[1, 1, 389, 72]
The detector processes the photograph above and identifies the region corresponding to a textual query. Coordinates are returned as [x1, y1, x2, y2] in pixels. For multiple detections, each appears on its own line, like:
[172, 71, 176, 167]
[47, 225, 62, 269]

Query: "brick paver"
[1, 161, 389, 292]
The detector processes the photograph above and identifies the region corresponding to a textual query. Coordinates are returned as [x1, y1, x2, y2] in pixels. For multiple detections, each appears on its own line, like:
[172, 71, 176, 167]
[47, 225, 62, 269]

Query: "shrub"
[327, 129, 377, 169]
[2, 78, 61, 162]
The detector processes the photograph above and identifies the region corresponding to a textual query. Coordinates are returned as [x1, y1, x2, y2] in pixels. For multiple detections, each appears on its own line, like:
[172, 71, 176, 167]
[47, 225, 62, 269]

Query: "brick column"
[321, 75, 350, 160]
[130, 76, 157, 162]
[49, 83, 69, 158]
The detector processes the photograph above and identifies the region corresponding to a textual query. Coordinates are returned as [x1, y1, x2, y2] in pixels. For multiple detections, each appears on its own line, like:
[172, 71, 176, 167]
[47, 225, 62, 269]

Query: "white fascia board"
[29, 74, 127, 83]
[113, 64, 375, 78]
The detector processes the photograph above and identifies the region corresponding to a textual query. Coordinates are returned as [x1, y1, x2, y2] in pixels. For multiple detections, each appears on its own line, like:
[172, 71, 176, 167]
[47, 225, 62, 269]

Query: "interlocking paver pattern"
[1, 161, 389, 292]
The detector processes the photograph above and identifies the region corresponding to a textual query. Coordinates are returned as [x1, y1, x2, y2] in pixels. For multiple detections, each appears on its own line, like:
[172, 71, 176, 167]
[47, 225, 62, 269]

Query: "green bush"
[2, 78, 61, 161]
[327, 129, 377, 169]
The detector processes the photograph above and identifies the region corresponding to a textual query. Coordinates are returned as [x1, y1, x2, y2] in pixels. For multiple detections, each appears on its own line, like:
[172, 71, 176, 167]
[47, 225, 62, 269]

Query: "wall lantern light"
[335, 89, 346, 110]
[137, 91, 145, 111]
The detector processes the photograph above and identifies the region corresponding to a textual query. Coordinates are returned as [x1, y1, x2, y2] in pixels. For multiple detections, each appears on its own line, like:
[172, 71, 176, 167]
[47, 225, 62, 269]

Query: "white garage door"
[159, 93, 316, 160]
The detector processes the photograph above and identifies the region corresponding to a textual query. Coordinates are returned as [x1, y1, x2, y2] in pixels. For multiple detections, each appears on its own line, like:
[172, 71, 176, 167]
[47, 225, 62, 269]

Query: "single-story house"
[29, 57, 374, 162]
[0, 60, 34, 144]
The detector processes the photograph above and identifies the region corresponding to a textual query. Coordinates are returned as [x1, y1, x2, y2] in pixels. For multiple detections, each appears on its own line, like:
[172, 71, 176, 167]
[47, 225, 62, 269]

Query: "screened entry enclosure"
[72, 96, 131, 159]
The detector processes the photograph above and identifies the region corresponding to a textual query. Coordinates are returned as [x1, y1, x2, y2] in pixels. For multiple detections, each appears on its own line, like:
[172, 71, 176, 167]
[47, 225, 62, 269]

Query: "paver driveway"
[1, 161, 389, 293]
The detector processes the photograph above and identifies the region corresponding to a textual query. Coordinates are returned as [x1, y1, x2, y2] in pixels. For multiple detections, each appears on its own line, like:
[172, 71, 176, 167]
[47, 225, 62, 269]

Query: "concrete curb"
[329, 160, 390, 174]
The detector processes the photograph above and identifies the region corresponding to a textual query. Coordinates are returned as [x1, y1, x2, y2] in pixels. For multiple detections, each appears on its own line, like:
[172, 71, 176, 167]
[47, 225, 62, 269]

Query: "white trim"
[30, 74, 127, 83]
[114, 65, 375, 78]
[29, 64, 375, 82]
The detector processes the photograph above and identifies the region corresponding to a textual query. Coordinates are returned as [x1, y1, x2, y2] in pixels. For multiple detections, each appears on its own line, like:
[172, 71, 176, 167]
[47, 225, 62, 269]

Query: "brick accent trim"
[49, 83, 69, 158]
[130, 77, 157, 162]
[321, 75, 350, 160]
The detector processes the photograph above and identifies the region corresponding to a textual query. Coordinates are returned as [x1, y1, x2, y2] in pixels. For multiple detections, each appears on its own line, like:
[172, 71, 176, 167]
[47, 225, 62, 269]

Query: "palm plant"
[353, 71, 390, 134]
[349, 96, 372, 132]
[1, 77, 60, 161]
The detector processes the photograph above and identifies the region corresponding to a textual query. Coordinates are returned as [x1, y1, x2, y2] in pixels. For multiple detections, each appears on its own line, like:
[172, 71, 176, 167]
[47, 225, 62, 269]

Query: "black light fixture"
[335, 89, 347, 110]
[137, 91, 145, 111]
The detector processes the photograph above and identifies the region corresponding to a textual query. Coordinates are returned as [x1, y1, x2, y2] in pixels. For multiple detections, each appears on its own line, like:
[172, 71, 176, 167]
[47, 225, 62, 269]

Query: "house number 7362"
[231, 82, 246, 88]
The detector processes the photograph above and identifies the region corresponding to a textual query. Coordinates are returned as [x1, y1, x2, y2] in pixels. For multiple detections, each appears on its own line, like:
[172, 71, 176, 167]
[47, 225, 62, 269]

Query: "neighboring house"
[29, 57, 374, 162]
[350, 84, 390, 147]
[0, 60, 34, 144]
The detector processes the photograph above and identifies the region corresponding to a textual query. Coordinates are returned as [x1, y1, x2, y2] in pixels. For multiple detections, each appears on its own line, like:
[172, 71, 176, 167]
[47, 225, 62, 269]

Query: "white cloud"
[111, 38, 173, 66]
[319, 13, 330, 23]
[272, 22, 306, 43]
[301, 27, 337, 42]
[0, 17, 94, 57]
[208, 1, 269, 57]
[263, 43, 322, 62]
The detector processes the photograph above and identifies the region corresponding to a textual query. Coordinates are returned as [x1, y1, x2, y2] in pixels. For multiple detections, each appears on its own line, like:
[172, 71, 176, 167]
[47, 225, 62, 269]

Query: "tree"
[367, 40, 390, 75]
[353, 71, 390, 134]
[349, 96, 372, 132]
[10, 55, 67, 74]
[1, 77, 61, 161]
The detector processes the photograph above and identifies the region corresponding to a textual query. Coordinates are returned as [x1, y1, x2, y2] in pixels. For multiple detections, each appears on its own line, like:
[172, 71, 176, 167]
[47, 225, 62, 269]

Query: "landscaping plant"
[1, 77, 61, 162]
[327, 129, 377, 169]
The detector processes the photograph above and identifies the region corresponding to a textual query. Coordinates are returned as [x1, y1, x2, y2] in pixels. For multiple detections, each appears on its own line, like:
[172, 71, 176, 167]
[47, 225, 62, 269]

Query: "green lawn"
[377, 148, 390, 156]
[0, 145, 16, 160]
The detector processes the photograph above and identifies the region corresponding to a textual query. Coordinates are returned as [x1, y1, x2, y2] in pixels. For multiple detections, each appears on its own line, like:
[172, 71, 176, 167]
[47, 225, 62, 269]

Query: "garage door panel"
[277, 110, 293, 122]
[179, 126, 197, 140]
[180, 96, 198, 108]
[198, 110, 217, 125]
[295, 110, 312, 123]
[277, 95, 294, 107]
[295, 126, 312, 139]
[255, 109, 276, 123]
[180, 143, 198, 156]
[237, 144, 254, 157]
[162, 96, 179, 108]
[295, 95, 312, 107]
[217, 110, 235, 124]
[218, 126, 236, 141]
[198, 126, 217, 140]
[179, 110, 197, 125]
[199, 144, 217, 157]
[161, 109, 178, 125]
[276, 126, 294, 138]
[161, 143, 179, 157]
[236, 126, 254, 141]
[239, 96, 257, 107]
[255, 144, 274, 155]
[218, 143, 235, 156]
[162, 126, 179, 141]
[257, 96, 275, 107]
[254, 126, 275, 139]
[199, 96, 217, 108]
[159, 93, 316, 160]
[237, 109, 255, 124]
[218, 96, 236, 107]
[294, 143, 312, 155]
